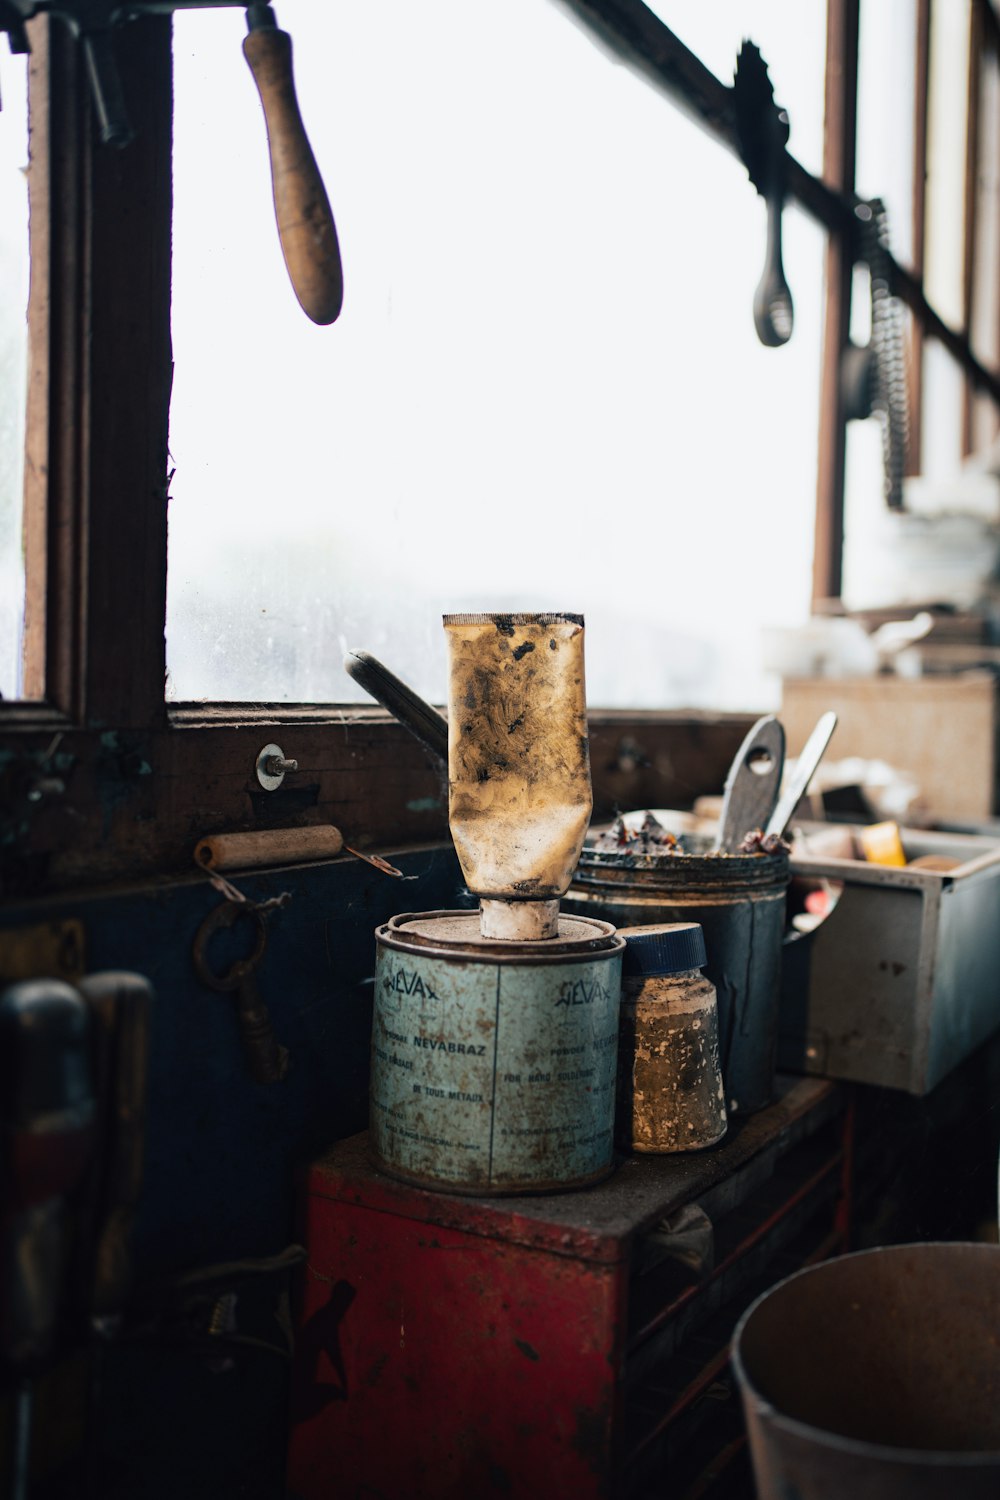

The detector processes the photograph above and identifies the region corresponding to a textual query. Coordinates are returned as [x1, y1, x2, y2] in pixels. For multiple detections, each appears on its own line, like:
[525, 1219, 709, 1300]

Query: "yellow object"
[444, 612, 592, 940]
[859, 821, 907, 867]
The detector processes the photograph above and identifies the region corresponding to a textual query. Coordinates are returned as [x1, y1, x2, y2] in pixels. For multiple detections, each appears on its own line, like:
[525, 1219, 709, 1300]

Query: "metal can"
[732, 1243, 1000, 1499]
[566, 846, 789, 1115]
[617, 924, 727, 1153]
[370, 910, 624, 1195]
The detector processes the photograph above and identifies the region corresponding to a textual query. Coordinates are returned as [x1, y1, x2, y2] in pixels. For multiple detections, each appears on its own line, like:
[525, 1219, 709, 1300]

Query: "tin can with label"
[370, 909, 624, 1195]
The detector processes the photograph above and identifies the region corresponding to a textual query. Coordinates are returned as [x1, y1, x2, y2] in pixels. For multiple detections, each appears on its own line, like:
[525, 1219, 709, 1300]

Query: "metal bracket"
[254, 743, 297, 792]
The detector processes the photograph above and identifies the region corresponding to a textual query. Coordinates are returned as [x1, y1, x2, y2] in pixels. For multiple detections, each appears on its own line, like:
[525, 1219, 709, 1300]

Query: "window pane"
[0, 55, 30, 700]
[924, 0, 971, 329]
[971, 48, 1000, 371]
[167, 2, 824, 710]
[856, 0, 917, 268]
[921, 341, 966, 478]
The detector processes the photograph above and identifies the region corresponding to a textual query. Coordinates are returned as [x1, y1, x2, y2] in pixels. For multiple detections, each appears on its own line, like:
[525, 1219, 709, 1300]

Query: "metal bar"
[832, 1090, 856, 1249]
[677, 1434, 749, 1500]
[962, 0, 982, 456]
[628, 1152, 843, 1353]
[908, 0, 931, 474]
[555, 0, 1000, 412]
[812, 0, 859, 608]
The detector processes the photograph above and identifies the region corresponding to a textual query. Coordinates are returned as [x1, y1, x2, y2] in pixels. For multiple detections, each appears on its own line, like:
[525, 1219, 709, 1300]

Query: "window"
[167, 1, 827, 712]
[2, 2, 999, 891]
[0, 54, 30, 699]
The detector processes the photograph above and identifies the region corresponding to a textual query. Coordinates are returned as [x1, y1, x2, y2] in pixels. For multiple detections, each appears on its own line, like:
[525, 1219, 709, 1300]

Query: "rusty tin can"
[370, 909, 624, 1195]
[618, 923, 727, 1153]
[566, 847, 789, 1115]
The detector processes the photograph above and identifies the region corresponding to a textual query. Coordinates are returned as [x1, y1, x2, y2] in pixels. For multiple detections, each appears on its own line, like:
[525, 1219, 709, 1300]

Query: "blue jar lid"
[622, 922, 707, 977]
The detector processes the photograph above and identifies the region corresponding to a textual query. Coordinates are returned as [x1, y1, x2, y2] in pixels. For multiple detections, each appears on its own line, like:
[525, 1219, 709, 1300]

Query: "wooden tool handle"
[195, 826, 344, 871]
[243, 26, 343, 325]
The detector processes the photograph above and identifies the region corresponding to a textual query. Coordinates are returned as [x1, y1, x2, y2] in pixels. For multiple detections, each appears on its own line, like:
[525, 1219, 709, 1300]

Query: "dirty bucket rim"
[731, 1241, 1000, 1468]
[376, 908, 626, 963]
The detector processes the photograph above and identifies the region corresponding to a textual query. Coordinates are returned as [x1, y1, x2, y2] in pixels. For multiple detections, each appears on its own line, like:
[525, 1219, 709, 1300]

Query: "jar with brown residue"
[617, 922, 727, 1153]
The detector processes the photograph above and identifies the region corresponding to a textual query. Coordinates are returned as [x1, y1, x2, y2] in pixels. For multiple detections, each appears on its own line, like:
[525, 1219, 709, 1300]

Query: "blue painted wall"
[2, 844, 469, 1497]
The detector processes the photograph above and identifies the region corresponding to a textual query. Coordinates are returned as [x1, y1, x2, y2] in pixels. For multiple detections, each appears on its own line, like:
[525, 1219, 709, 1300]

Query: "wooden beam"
[962, 0, 982, 456]
[22, 19, 88, 716]
[908, 0, 932, 475]
[82, 15, 173, 729]
[556, 0, 1000, 412]
[811, 0, 859, 607]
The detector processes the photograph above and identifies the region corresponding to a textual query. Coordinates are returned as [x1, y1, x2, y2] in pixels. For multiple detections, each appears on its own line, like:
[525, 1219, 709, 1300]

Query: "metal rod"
[553, 0, 1000, 405]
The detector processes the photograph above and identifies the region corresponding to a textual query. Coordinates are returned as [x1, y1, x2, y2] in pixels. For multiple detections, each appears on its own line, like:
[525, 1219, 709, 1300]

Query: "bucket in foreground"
[732, 1242, 1000, 1499]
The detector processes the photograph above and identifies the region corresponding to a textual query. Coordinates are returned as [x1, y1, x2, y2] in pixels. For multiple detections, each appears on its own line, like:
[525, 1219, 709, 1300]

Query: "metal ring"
[192, 901, 268, 993]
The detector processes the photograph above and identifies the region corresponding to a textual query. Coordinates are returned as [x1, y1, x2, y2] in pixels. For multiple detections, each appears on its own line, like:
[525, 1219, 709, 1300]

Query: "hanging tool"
[192, 899, 289, 1084]
[714, 714, 786, 853]
[733, 40, 794, 347]
[0, 980, 96, 1500]
[0, 0, 343, 323]
[344, 650, 449, 765]
[840, 199, 909, 510]
[75, 972, 152, 1330]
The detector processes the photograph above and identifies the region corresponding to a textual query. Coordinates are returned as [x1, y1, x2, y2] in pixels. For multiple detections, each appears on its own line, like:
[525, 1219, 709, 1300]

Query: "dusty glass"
[167, 1, 825, 710]
[0, 55, 30, 700]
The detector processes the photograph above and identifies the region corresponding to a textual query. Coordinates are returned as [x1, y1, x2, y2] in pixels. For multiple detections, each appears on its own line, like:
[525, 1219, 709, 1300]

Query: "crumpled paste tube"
[444, 612, 592, 940]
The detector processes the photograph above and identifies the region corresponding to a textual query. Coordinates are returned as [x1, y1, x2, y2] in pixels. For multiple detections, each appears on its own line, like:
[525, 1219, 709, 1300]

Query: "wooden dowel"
[194, 826, 344, 871]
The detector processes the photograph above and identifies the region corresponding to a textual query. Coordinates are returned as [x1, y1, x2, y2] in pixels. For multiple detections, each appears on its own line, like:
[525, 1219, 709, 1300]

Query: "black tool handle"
[345, 650, 449, 764]
[243, 17, 343, 324]
[753, 181, 793, 347]
[81, 30, 134, 148]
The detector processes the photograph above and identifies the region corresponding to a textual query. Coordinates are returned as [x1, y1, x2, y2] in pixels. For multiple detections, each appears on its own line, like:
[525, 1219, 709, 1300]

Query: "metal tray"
[779, 826, 1000, 1094]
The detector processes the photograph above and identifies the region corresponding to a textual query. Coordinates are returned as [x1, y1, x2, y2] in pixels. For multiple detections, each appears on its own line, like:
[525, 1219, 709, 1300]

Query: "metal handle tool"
[0, 980, 96, 1500]
[76, 971, 152, 1327]
[344, 650, 449, 765]
[0, 1, 344, 321]
[193, 900, 290, 1084]
[754, 181, 793, 347]
[765, 711, 838, 840]
[714, 715, 786, 853]
[734, 40, 794, 348]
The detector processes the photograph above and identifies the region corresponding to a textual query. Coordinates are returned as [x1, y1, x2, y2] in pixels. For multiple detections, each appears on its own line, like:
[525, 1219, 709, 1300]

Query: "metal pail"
[566, 849, 788, 1115]
[371, 910, 624, 1195]
[732, 1242, 1000, 1500]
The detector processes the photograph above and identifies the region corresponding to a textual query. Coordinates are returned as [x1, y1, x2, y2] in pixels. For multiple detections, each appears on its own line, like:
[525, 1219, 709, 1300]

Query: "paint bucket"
[732, 1242, 1000, 1499]
[565, 847, 789, 1115]
[370, 909, 624, 1195]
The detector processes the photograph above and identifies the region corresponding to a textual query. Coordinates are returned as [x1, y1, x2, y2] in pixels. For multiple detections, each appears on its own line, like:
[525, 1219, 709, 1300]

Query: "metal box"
[779, 827, 1000, 1094]
[288, 1079, 847, 1500]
